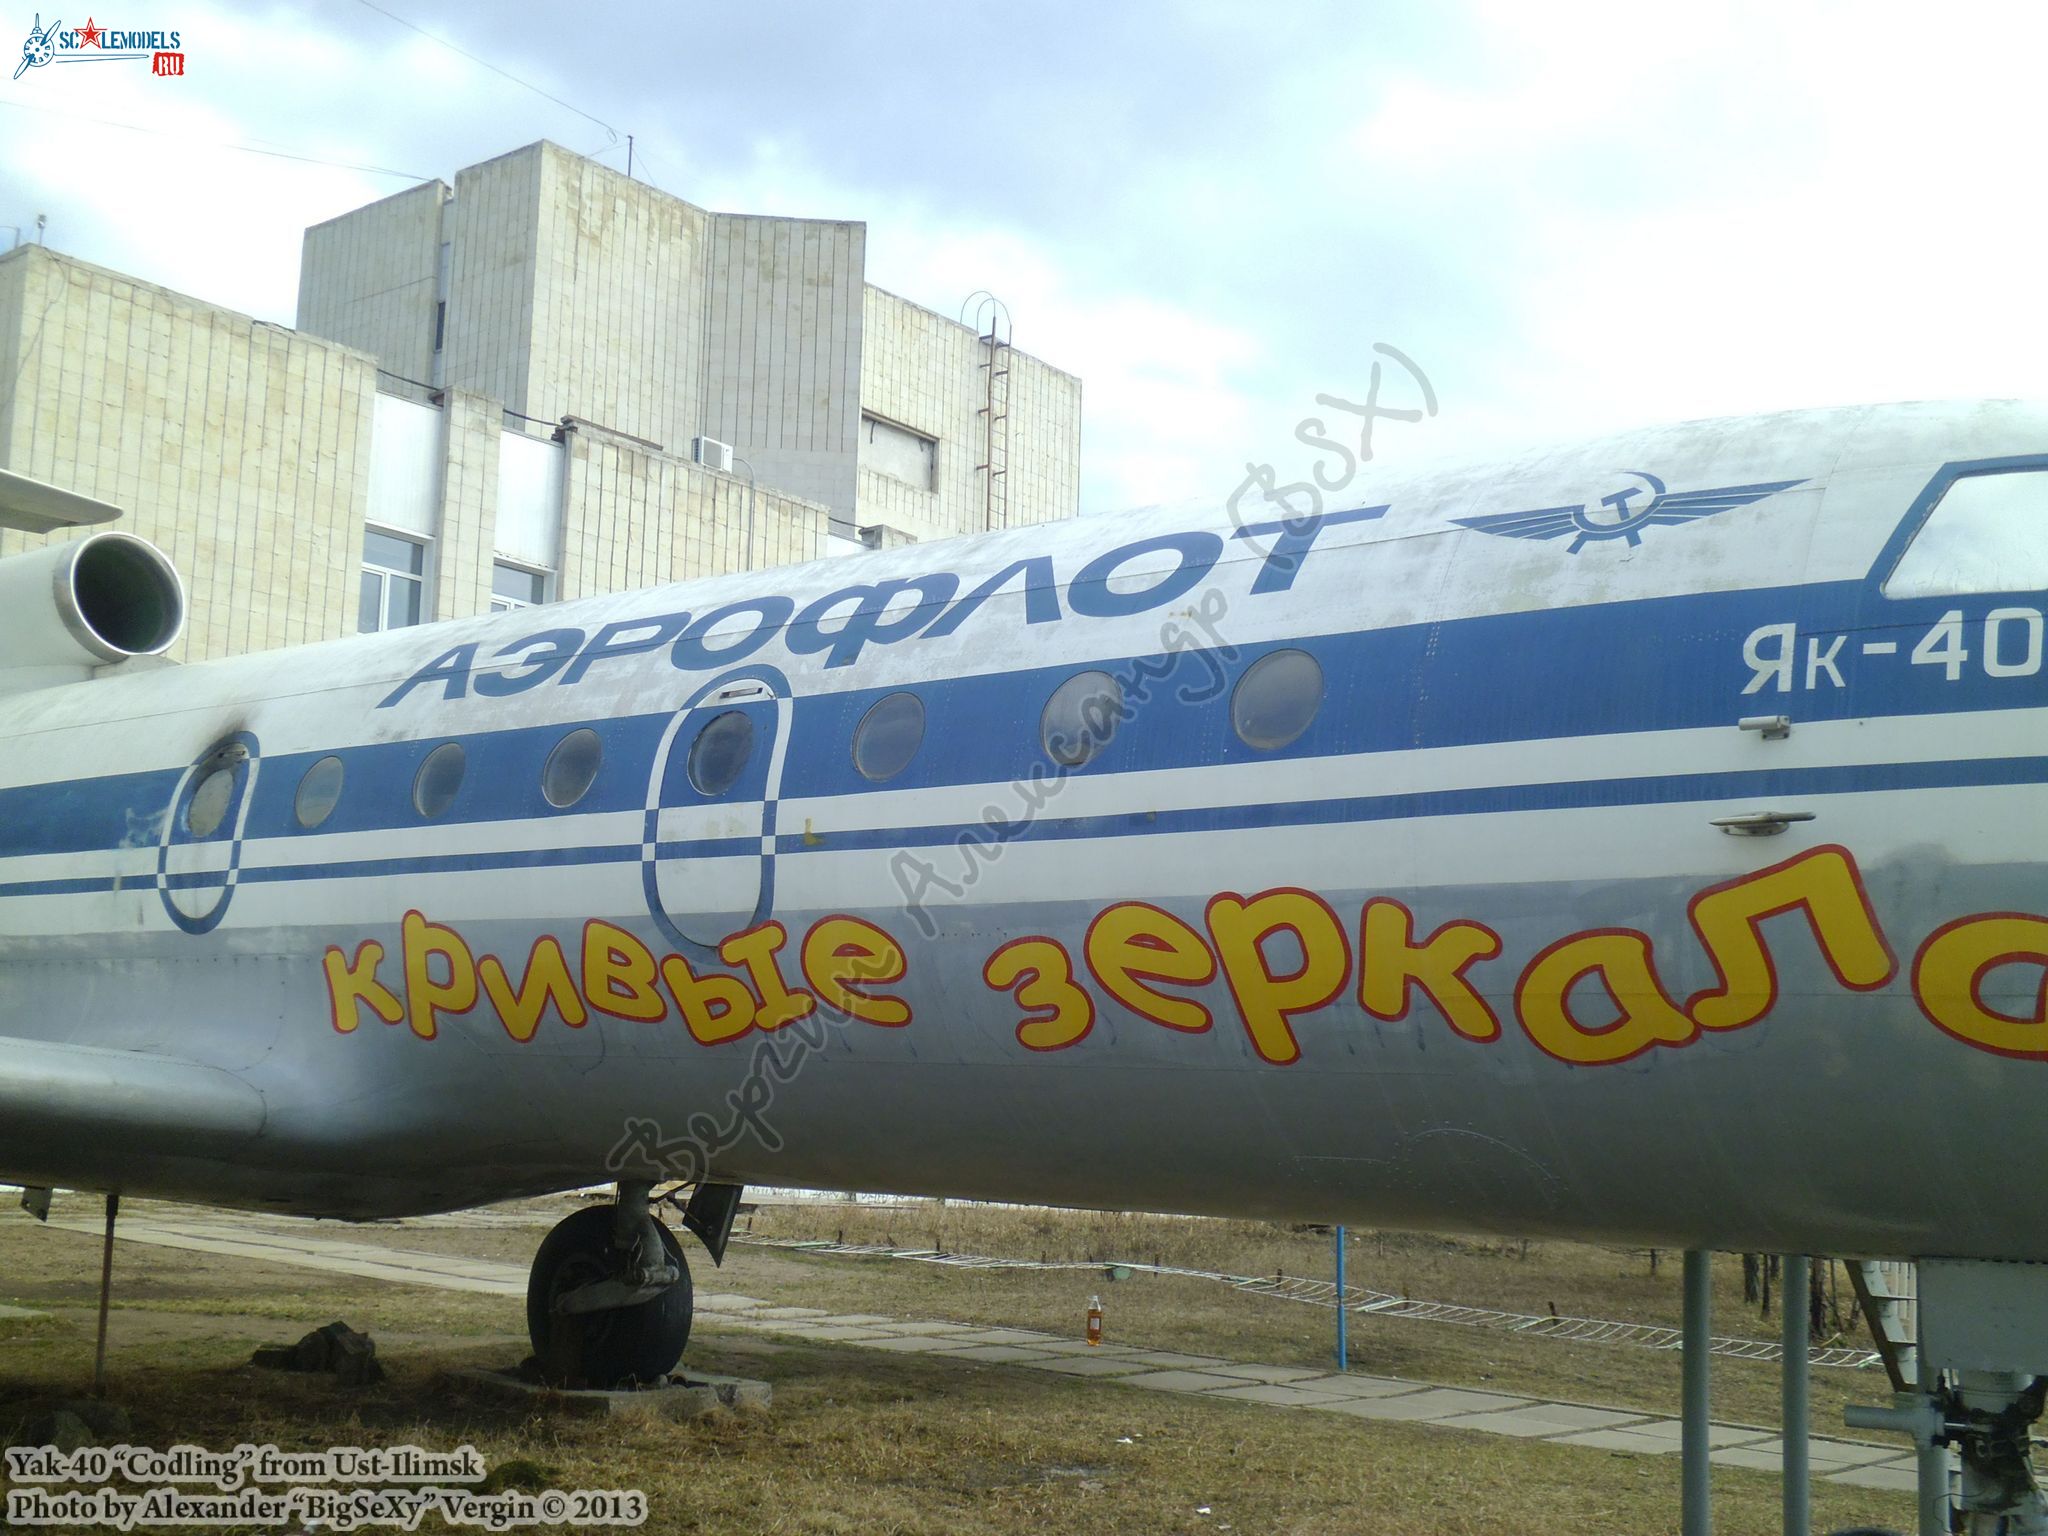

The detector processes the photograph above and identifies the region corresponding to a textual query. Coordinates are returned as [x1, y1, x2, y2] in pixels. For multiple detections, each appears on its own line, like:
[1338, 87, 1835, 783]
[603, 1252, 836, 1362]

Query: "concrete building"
[0, 142, 1083, 665]
[299, 141, 1082, 548]
[0, 245, 825, 662]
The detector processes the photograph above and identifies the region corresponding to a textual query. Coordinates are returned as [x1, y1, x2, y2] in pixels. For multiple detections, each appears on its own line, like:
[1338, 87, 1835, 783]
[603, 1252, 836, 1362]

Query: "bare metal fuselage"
[3, 399, 2045, 1264]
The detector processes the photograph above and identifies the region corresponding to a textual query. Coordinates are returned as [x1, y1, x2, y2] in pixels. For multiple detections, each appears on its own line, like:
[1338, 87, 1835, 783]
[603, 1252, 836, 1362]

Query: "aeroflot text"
[378, 515, 1375, 709]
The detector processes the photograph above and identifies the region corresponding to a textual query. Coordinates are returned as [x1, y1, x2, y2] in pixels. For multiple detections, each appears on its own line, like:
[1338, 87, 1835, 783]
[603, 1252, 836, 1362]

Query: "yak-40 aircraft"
[4, 399, 2048, 1525]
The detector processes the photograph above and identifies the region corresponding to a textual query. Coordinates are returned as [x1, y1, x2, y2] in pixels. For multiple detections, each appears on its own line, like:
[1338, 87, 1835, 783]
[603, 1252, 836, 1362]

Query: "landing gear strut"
[1850, 1372, 2048, 1535]
[1845, 1258, 2048, 1535]
[526, 1182, 692, 1389]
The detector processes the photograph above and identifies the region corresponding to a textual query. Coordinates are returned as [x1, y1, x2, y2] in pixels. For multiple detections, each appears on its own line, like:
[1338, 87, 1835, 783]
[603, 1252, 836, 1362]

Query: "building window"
[360, 529, 427, 634]
[490, 561, 549, 613]
[861, 413, 938, 492]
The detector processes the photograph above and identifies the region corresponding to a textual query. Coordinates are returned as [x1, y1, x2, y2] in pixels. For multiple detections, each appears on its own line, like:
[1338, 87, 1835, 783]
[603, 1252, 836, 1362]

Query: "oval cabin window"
[852, 692, 925, 782]
[542, 728, 604, 809]
[294, 756, 346, 829]
[1231, 649, 1324, 751]
[413, 742, 466, 818]
[1041, 670, 1124, 768]
[185, 766, 237, 837]
[687, 711, 755, 796]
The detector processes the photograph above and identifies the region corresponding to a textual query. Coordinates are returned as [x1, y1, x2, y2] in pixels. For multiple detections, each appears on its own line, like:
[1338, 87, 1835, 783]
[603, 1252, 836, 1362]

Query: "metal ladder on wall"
[965, 292, 1013, 532]
[1849, 1259, 1920, 1391]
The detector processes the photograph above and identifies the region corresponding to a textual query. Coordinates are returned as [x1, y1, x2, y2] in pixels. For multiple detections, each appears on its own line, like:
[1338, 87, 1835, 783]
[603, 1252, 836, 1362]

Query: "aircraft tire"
[526, 1205, 693, 1389]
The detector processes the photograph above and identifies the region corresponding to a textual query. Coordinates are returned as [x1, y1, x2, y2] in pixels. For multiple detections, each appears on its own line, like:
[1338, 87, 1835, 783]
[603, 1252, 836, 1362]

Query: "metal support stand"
[1916, 1414, 1951, 1536]
[92, 1191, 118, 1399]
[1845, 1390, 1950, 1535]
[1781, 1254, 1810, 1536]
[1334, 1225, 1347, 1371]
[1683, 1248, 1713, 1536]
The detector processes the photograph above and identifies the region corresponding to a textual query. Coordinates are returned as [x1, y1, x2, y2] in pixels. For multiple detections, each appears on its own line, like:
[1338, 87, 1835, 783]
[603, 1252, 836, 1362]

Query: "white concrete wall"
[440, 146, 546, 422]
[0, 245, 839, 665]
[298, 143, 1085, 550]
[857, 286, 1082, 544]
[699, 212, 866, 518]
[522, 143, 709, 447]
[0, 246, 375, 660]
[431, 387, 502, 623]
[297, 178, 449, 390]
[557, 418, 828, 599]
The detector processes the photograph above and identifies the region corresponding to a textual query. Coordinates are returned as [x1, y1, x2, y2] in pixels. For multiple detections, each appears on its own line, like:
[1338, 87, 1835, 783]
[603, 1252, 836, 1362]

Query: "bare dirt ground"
[0, 1195, 1912, 1534]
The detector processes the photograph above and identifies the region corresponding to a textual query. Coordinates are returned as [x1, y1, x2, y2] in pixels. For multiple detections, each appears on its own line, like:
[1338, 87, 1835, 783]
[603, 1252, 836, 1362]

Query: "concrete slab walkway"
[22, 1209, 1917, 1494]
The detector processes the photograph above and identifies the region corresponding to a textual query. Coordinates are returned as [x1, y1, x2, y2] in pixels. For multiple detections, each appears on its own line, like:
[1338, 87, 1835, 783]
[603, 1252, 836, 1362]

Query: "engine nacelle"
[0, 531, 186, 691]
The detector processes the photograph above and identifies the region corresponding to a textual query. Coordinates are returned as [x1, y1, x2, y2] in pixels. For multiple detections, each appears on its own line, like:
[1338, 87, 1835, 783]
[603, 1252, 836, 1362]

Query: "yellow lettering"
[582, 919, 666, 1023]
[984, 936, 1094, 1051]
[1914, 913, 2048, 1059]
[478, 936, 588, 1043]
[1517, 929, 1695, 1066]
[1205, 888, 1350, 1066]
[801, 916, 911, 1028]
[1357, 898, 1501, 1042]
[660, 954, 759, 1046]
[1686, 845, 1895, 1030]
[324, 940, 403, 1035]
[719, 921, 816, 1031]
[400, 910, 477, 1041]
[1084, 901, 1214, 1033]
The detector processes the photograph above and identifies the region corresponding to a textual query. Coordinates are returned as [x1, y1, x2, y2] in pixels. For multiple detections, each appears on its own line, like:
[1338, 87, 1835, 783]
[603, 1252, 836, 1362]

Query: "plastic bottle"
[1086, 1294, 1103, 1347]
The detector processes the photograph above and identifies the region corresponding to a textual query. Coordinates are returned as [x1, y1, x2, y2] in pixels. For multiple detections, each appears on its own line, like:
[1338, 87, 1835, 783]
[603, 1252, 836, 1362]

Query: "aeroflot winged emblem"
[1451, 472, 1806, 553]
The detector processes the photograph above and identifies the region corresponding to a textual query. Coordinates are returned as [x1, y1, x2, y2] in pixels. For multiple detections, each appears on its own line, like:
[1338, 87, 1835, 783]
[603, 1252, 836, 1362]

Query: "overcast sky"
[4, 1, 2044, 514]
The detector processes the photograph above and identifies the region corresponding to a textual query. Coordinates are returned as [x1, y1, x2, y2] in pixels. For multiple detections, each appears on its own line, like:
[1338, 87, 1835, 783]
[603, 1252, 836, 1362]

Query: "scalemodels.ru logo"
[14, 13, 184, 78]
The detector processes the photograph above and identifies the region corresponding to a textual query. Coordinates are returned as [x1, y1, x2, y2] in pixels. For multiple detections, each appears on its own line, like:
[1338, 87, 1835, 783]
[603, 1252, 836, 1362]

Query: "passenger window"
[852, 693, 925, 782]
[1885, 470, 2048, 597]
[294, 756, 345, 829]
[184, 742, 249, 838]
[413, 742, 466, 818]
[186, 767, 237, 837]
[688, 711, 755, 796]
[542, 728, 603, 808]
[1041, 670, 1123, 768]
[1231, 649, 1324, 751]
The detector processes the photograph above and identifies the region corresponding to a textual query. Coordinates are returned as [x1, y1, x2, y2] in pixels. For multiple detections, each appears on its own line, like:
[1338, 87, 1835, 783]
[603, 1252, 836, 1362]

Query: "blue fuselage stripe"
[10, 751, 2041, 900]
[3, 576, 2045, 870]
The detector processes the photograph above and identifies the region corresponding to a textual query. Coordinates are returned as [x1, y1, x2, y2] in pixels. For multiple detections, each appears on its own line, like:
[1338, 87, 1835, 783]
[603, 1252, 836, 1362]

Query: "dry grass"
[735, 1200, 1885, 1433]
[744, 1201, 1856, 1339]
[0, 1198, 1918, 1533]
[0, 1317, 1910, 1535]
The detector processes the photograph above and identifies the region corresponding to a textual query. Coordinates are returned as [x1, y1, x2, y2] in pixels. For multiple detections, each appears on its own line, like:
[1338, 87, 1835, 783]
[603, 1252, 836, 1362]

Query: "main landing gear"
[525, 1180, 744, 1389]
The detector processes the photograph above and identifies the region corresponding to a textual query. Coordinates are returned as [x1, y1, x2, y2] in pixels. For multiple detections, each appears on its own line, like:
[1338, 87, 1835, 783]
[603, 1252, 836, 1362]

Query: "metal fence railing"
[736, 1234, 1882, 1371]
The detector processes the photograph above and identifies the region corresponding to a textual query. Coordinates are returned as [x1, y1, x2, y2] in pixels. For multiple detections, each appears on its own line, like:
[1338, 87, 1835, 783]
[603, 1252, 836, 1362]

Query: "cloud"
[3, 0, 2043, 524]
[0, 1, 619, 321]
